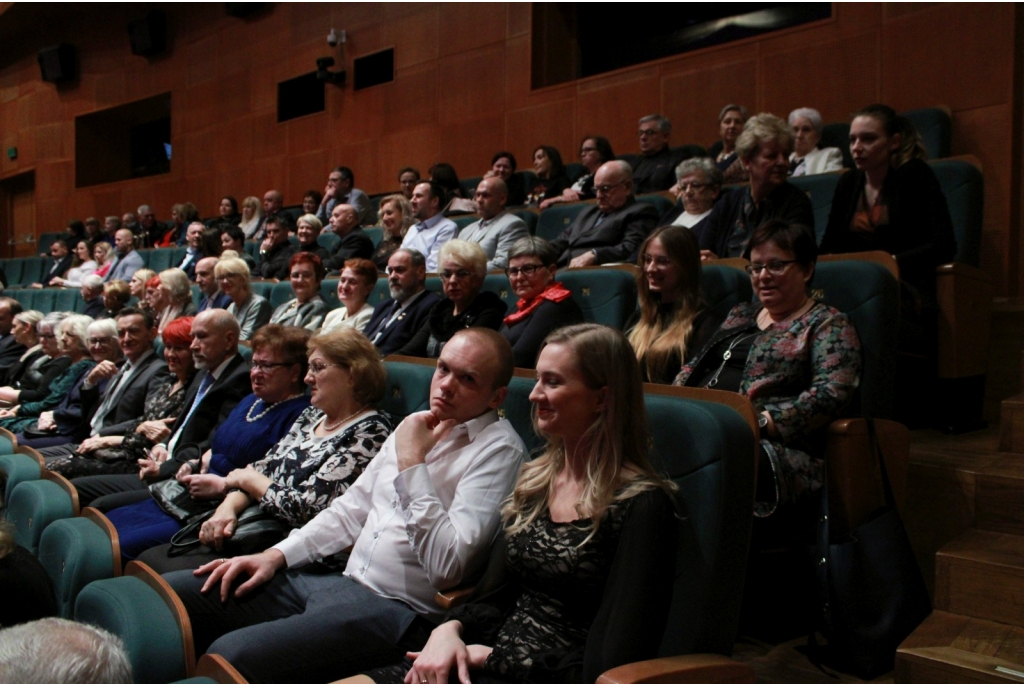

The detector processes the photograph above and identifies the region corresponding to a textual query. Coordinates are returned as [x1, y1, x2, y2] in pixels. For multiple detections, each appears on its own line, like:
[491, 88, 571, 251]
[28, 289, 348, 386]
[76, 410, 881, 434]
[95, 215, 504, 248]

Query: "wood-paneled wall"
[0, 3, 1019, 293]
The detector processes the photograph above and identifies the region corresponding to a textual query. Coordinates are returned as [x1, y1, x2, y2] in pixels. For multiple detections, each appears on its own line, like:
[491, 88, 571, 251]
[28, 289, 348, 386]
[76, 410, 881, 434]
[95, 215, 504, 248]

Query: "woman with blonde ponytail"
[369, 324, 677, 684]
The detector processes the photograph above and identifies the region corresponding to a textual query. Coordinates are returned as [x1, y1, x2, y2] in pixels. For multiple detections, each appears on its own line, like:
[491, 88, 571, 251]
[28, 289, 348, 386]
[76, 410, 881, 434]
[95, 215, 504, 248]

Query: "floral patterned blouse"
[249, 407, 393, 527]
[119, 375, 193, 461]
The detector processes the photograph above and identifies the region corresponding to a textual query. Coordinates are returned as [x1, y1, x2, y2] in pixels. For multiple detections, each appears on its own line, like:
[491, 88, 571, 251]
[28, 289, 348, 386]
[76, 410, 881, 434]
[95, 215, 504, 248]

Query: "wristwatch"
[758, 414, 769, 429]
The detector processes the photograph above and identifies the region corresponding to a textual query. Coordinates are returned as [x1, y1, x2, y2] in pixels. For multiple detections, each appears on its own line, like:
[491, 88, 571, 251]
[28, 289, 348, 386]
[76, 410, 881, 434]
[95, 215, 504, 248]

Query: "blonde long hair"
[503, 324, 674, 542]
[628, 225, 703, 382]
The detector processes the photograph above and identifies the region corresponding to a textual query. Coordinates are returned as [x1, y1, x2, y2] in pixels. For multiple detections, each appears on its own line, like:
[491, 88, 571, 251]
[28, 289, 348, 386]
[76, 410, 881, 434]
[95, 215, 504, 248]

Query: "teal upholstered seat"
[700, 263, 753, 322]
[535, 202, 592, 242]
[379, 360, 435, 421]
[903, 106, 952, 160]
[270, 281, 294, 307]
[6, 477, 76, 553]
[636, 193, 673, 217]
[511, 209, 538, 235]
[318, 231, 343, 252]
[930, 157, 984, 267]
[0, 452, 41, 510]
[558, 267, 637, 329]
[789, 171, 844, 244]
[38, 515, 118, 617]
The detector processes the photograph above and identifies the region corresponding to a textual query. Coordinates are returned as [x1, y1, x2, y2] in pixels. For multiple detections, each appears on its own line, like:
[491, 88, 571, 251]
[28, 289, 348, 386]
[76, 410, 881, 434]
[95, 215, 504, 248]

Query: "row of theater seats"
[0, 359, 760, 683]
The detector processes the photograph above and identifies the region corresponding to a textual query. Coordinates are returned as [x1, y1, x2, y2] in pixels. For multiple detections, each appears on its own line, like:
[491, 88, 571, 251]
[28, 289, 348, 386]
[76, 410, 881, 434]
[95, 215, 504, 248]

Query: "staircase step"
[897, 611, 1024, 682]
[936, 529, 1024, 627]
[977, 455, 1024, 535]
[1001, 394, 1024, 454]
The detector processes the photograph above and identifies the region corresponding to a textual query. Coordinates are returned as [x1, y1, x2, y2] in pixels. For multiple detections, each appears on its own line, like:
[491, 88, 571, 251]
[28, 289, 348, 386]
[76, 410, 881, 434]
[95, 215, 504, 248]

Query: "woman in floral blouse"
[675, 220, 862, 517]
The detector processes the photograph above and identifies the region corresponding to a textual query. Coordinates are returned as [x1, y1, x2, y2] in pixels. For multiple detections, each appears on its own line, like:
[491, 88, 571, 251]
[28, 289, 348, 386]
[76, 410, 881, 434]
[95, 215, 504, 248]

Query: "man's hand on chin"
[395, 410, 457, 472]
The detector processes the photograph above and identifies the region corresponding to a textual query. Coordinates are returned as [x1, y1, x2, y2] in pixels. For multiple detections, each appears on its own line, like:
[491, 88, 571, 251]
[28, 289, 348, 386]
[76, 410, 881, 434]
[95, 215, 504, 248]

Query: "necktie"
[90, 362, 130, 434]
[370, 300, 402, 343]
[167, 371, 214, 455]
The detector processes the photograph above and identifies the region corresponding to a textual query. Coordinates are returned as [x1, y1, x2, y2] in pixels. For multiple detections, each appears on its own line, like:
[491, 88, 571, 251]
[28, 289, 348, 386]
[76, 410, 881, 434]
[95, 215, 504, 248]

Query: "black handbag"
[812, 418, 931, 678]
[167, 504, 288, 557]
[150, 478, 217, 522]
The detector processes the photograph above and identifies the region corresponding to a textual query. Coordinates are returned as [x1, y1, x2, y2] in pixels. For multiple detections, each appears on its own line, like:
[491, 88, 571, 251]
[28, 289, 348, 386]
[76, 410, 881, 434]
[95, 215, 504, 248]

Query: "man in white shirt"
[401, 180, 457, 272]
[166, 328, 525, 683]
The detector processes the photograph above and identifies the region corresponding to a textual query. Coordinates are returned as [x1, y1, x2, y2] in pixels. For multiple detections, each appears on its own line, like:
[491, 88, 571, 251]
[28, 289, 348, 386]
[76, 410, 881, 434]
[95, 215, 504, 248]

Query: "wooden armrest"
[434, 586, 475, 610]
[196, 653, 248, 684]
[597, 654, 755, 683]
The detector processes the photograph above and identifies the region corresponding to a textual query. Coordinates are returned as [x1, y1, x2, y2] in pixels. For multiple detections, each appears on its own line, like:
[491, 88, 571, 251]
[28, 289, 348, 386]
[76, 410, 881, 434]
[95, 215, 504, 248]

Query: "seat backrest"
[380, 358, 435, 421]
[318, 231, 342, 252]
[451, 214, 480, 231]
[700, 263, 753, 322]
[510, 209, 538, 236]
[250, 281, 275, 301]
[7, 474, 77, 554]
[38, 511, 119, 618]
[460, 176, 482, 198]
[636, 193, 674, 217]
[245, 241, 260, 259]
[19, 257, 46, 286]
[903, 106, 952, 160]
[643, 386, 755, 656]
[369, 275, 391, 307]
[930, 157, 984, 267]
[10, 288, 34, 310]
[270, 281, 295, 307]
[281, 206, 302, 223]
[564, 162, 584, 183]
[2, 258, 23, 285]
[0, 451, 41, 511]
[789, 171, 845, 244]
[480, 274, 518, 313]
[516, 170, 537, 195]
[320, 279, 340, 309]
[74, 561, 194, 683]
[535, 202, 593, 242]
[811, 259, 900, 419]
[819, 122, 853, 169]
[30, 289, 58, 314]
[54, 288, 83, 312]
[557, 267, 637, 329]
[147, 247, 184, 272]
[358, 227, 381, 249]
[38, 232, 65, 256]
[190, 284, 201, 307]
[500, 373, 543, 456]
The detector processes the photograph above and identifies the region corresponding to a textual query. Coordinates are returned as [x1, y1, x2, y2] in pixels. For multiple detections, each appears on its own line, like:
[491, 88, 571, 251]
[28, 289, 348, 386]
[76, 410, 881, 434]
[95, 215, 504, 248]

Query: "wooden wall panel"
[577, 69, 661, 157]
[662, 61, 758, 152]
[439, 3, 507, 57]
[438, 45, 505, 125]
[381, 6, 439, 70]
[505, 100, 577, 165]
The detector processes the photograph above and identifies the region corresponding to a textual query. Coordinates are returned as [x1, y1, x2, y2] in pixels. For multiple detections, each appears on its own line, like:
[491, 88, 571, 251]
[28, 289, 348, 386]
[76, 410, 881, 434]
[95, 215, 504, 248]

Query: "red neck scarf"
[504, 282, 572, 325]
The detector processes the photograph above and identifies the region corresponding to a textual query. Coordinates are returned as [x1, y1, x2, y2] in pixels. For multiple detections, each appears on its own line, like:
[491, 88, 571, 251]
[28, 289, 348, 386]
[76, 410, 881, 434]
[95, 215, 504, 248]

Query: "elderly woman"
[499, 237, 583, 368]
[372, 194, 413, 271]
[270, 253, 329, 330]
[239, 196, 263, 240]
[627, 226, 720, 384]
[397, 240, 506, 358]
[368, 324, 677, 684]
[49, 240, 96, 287]
[709, 104, 749, 183]
[321, 259, 377, 334]
[102, 280, 132, 319]
[484, 151, 526, 206]
[47, 316, 197, 480]
[662, 157, 725, 235]
[295, 214, 330, 262]
[699, 113, 814, 260]
[788, 107, 844, 177]
[92, 242, 115, 280]
[140, 327, 393, 573]
[104, 325, 312, 562]
[157, 202, 199, 247]
[676, 221, 861, 517]
[216, 255, 272, 341]
[525, 145, 569, 206]
[128, 269, 156, 302]
[0, 315, 98, 435]
[540, 136, 615, 209]
[16, 318, 123, 448]
[147, 269, 197, 335]
[0, 311, 51, 397]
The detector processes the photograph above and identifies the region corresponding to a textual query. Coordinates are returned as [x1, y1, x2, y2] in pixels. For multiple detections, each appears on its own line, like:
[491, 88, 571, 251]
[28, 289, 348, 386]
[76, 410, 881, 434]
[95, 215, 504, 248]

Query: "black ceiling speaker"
[128, 11, 167, 57]
[37, 44, 77, 83]
[225, 4, 268, 19]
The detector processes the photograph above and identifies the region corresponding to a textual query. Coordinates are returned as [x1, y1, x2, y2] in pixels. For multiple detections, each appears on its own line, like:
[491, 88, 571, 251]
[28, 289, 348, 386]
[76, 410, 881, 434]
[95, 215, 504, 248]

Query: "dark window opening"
[278, 72, 325, 123]
[75, 93, 171, 188]
[353, 48, 394, 91]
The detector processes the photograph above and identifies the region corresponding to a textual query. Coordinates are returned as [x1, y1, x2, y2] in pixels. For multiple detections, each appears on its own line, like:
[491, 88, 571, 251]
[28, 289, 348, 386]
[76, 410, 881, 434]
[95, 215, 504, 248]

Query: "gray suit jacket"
[104, 249, 145, 283]
[456, 212, 529, 271]
[316, 187, 375, 226]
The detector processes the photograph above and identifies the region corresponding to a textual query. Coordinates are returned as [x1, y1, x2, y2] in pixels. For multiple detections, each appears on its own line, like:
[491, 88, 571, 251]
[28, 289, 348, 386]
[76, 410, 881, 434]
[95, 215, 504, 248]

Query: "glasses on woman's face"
[251, 360, 294, 373]
[307, 360, 340, 375]
[217, 274, 241, 283]
[439, 269, 472, 282]
[88, 336, 115, 347]
[506, 263, 545, 278]
[745, 260, 798, 277]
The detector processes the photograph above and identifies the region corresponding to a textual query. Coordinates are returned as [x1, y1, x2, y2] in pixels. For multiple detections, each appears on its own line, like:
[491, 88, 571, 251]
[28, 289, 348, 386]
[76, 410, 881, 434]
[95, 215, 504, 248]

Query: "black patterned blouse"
[249, 407, 393, 527]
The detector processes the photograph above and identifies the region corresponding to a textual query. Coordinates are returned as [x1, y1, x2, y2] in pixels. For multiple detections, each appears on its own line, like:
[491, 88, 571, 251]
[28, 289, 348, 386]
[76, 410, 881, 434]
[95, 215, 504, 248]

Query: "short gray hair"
[675, 157, 723, 186]
[0, 618, 132, 683]
[159, 268, 193, 304]
[735, 112, 794, 161]
[38, 311, 69, 335]
[507, 236, 559, 267]
[87, 318, 118, 340]
[82, 274, 104, 290]
[639, 113, 671, 136]
[395, 248, 426, 270]
[297, 214, 323, 233]
[788, 107, 823, 134]
[60, 315, 94, 354]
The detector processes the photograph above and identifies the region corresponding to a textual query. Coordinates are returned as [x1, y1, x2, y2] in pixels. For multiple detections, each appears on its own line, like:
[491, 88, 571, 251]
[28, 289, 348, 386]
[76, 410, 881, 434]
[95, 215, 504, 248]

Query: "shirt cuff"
[273, 530, 312, 569]
[393, 462, 438, 512]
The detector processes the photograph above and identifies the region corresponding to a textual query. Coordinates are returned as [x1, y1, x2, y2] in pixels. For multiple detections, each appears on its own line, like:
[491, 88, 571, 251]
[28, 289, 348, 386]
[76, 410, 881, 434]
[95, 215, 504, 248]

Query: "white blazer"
[790, 146, 844, 177]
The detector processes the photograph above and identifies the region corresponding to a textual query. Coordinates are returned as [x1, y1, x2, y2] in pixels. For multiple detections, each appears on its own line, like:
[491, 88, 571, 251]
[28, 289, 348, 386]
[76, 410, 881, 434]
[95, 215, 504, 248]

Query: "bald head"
[329, 204, 359, 236]
[594, 160, 634, 212]
[190, 309, 240, 370]
[473, 176, 508, 220]
[114, 229, 134, 255]
[263, 190, 283, 215]
[195, 257, 220, 296]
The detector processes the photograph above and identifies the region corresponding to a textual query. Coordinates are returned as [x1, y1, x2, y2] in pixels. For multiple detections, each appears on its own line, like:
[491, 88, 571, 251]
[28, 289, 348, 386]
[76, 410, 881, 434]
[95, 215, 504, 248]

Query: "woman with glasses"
[137, 327, 392, 573]
[0, 311, 58, 402]
[499, 237, 582, 368]
[270, 253, 329, 330]
[662, 157, 725, 237]
[398, 240, 506, 358]
[104, 325, 312, 563]
[539, 136, 616, 210]
[216, 255, 272, 342]
[628, 226, 719, 384]
[675, 221, 861, 518]
[321, 259, 377, 334]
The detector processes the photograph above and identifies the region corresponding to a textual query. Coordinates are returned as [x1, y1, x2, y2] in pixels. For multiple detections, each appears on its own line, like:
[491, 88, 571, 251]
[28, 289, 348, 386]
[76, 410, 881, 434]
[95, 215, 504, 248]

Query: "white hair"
[0, 618, 133, 683]
[788, 107, 824, 134]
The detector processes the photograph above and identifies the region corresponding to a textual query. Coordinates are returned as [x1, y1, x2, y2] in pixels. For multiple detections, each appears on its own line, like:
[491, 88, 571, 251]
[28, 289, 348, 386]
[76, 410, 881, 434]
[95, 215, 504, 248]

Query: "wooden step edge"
[936, 528, 1024, 568]
[897, 647, 1024, 683]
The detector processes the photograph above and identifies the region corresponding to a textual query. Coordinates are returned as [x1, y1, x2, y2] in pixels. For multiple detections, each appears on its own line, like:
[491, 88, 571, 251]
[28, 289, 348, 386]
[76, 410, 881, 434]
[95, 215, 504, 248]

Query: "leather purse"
[150, 478, 216, 522]
[167, 504, 288, 558]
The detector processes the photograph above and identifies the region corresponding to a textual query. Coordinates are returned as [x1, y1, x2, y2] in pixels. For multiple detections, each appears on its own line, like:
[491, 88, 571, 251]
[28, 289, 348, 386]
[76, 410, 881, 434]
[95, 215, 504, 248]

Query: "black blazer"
[324, 230, 375, 272]
[44, 254, 73, 283]
[549, 198, 659, 266]
[0, 335, 27, 373]
[14, 355, 72, 403]
[364, 290, 442, 356]
[0, 346, 44, 387]
[157, 354, 252, 477]
[84, 353, 169, 436]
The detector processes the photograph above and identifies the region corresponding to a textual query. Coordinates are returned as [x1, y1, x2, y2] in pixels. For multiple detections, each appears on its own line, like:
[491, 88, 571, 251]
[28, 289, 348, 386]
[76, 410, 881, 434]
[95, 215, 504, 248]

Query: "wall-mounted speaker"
[225, 4, 268, 19]
[128, 11, 167, 57]
[37, 44, 77, 83]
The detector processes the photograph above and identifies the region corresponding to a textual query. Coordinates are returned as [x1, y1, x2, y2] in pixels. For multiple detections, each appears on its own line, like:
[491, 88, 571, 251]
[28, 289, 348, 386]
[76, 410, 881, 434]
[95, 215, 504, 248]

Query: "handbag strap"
[168, 510, 215, 557]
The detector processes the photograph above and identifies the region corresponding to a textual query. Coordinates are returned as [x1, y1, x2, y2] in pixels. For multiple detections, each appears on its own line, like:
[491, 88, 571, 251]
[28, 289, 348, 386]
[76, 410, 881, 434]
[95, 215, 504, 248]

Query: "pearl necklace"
[322, 406, 367, 432]
[246, 394, 302, 423]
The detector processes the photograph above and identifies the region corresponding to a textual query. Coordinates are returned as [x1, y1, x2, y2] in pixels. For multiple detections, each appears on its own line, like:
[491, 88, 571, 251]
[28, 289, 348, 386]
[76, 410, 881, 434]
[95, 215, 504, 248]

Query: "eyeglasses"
[440, 269, 473, 281]
[638, 128, 661, 137]
[506, 264, 545, 277]
[745, 260, 799, 276]
[251, 360, 295, 372]
[88, 337, 115, 346]
[308, 361, 340, 375]
[678, 181, 711, 192]
[594, 181, 628, 195]
[217, 274, 241, 282]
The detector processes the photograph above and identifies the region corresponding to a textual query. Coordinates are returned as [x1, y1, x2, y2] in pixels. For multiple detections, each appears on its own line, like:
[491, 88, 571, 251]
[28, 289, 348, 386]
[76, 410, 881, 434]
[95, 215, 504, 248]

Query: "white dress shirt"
[274, 409, 525, 620]
[401, 213, 457, 272]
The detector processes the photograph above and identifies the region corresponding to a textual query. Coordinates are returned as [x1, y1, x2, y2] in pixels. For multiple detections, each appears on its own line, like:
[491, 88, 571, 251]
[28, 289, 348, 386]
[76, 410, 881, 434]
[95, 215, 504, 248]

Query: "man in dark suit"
[71, 309, 252, 510]
[256, 216, 297, 280]
[363, 248, 440, 356]
[37, 307, 167, 460]
[323, 204, 374, 274]
[195, 257, 231, 312]
[549, 160, 659, 267]
[80, 276, 106, 318]
[35, 239, 73, 287]
[0, 297, 25, 370]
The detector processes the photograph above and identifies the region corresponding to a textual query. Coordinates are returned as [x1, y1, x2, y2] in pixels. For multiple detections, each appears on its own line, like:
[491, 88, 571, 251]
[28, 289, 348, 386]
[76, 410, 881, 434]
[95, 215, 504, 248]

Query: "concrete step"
[897, 611, 1024, 683]
[977, 455, 1024, 536]
[935, 529, 1024, 627]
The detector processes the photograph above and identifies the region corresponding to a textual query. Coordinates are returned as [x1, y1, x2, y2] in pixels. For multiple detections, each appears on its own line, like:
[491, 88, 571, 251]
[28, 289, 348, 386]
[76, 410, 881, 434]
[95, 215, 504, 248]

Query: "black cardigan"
[397, 290, 507, 358]
[698, 182, 814, 259]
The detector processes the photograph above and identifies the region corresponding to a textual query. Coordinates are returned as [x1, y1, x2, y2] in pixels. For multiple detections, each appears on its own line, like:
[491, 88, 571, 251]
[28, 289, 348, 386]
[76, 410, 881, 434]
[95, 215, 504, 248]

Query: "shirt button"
[360, 566, 366, 573]
[373, 532, 379, 539]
